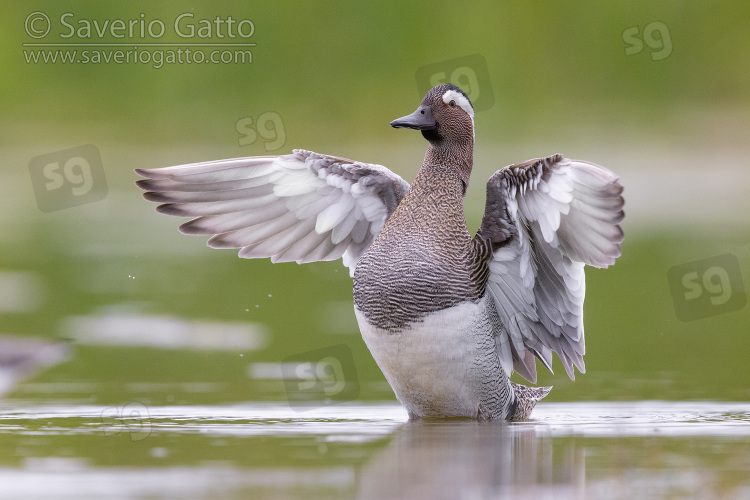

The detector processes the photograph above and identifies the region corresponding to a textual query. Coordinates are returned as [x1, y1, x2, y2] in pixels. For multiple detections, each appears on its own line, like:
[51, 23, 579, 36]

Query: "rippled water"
[1, 401, 749, 499]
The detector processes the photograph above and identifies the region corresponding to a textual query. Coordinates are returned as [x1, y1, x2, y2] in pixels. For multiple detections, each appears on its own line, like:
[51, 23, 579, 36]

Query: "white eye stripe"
[441, 90, 474, 120]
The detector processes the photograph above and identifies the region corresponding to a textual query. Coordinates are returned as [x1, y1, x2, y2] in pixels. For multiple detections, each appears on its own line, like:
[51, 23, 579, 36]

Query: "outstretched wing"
[136, 149, 410, 275]
[476, 154, 624, 382]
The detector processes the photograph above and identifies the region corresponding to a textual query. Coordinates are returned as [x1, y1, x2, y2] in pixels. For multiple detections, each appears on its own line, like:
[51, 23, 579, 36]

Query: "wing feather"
[476, 154, 624, 382]
[136, 149, 410, 274]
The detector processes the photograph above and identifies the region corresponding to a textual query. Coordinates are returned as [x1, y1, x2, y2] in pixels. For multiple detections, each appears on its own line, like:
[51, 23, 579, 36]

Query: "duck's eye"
[449, 100, 456, 107]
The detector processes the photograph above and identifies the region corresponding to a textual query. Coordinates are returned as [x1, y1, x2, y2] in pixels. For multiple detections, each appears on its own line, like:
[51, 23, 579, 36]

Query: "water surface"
[2, 401, 749, 499]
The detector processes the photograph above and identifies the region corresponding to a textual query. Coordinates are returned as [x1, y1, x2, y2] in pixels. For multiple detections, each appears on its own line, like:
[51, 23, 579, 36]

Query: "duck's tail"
[508, 382, 552, 420]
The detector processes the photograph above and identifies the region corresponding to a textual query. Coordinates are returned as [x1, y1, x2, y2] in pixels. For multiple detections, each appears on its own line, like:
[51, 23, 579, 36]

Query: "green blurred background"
[2, 1, 749, 406]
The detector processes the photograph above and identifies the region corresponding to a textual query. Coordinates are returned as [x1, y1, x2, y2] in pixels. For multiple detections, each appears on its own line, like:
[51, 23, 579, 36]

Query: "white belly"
[355, 295, 510, 419]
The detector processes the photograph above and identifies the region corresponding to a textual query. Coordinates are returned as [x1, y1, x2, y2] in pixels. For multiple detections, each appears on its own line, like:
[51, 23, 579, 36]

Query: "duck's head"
[390, 83, 474, 146]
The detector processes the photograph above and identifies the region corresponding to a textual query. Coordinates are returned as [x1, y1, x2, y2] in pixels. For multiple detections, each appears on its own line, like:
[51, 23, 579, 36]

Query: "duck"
[135, 83, 624, 420]
[0, 335, 69, 398]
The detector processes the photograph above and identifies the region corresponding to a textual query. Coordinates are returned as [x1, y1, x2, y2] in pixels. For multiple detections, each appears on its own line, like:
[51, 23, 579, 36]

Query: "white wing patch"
[136, 150, 409, 275]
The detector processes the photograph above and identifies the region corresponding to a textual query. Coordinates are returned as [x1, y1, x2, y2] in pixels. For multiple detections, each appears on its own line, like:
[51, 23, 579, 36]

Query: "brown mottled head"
[390, 84, 474, 146]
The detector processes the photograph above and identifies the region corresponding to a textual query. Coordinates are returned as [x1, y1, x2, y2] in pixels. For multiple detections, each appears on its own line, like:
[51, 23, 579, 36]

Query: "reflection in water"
[0, 463, 356, 499]
[358, 421, 583, 500]
[1, 402, 750, 499]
